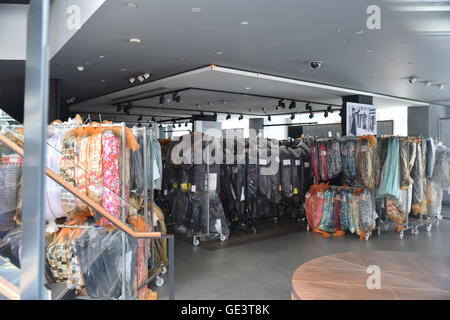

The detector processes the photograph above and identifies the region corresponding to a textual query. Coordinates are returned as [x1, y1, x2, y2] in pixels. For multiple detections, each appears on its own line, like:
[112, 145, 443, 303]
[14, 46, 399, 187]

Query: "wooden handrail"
[0, 132, 161, 239]
[0, 276, 20, 300]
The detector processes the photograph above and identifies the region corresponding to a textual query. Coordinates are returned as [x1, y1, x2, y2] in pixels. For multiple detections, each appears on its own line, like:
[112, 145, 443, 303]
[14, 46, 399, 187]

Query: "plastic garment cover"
[186, 191, 229, 238]
[399, 184, 413, 216]
[411, 139, 427, 215]
[377, 137, 400, 199]
[46, 127, 68, 220]
[151, 137, 163, 190]
[287, 147, 302, 197]
[75, 228, 137, 299]
[318, 189, 336, 233]
[350, 193, 361, 236]
[304, 186, 325, 229]
[356, 135, 377, 189]
[317, 141, 328, 181]
[169, 190, 189, 228]
[0, 164, 21, 231]
[425, 138, 436, 179]
[326, 139, 342, 179]
[2, 228, 22, 266]
[385, 197, 406, 225]
[430, 144, 450, 189]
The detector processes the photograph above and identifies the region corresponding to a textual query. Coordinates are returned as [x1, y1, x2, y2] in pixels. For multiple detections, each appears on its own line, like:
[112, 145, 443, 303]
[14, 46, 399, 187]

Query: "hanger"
[83, 114, 92, 125]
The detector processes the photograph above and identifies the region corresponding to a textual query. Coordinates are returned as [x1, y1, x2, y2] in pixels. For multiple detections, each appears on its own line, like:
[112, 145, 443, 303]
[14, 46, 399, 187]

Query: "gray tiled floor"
[160, 207, 450, 300]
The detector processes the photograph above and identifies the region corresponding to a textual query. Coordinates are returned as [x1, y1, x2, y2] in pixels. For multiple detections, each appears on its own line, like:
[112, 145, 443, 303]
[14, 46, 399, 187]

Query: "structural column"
[20, 0, 51, 300]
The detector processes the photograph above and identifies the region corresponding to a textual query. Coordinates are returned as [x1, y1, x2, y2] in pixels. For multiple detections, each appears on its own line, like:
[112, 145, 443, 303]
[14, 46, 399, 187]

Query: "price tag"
[164, 189, 167, 196]
[283, 159, 291, 166]
[304, 162, 310, 168]
[293, 187, 298, 194]
[295, 160, 301, 166]
[191, 185, 196, 192]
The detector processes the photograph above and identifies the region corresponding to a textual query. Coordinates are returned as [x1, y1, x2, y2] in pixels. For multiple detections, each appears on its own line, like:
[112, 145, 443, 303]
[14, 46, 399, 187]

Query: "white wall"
[0, 4, 28, 60]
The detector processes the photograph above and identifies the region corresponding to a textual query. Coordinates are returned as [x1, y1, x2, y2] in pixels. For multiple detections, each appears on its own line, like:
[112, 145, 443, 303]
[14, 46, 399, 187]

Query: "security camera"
[310, 61, 323, 70]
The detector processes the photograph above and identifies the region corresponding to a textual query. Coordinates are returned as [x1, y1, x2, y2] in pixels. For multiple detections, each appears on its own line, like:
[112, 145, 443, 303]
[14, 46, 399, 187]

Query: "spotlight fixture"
[151, 117, 156, 122]
[124, 102, 132, 114]
[327, 105, 333, 113]
[275, 106, 279, 110]
[172, 123, 176, 128]
[178, 123, 181, 128]
[137, 75, 145, 82]
[143, 73, 150, 80]
[409, 76, 418, 84]
[159, 95, 166, 105]
[278, 99, 286, 109]
[289, 100, 296, 110]
[425, 81, 432, 87]
[309, 112, 314, 119]
[137, 122, 142, 128]
[268, 115, 272, 122]
[173, 92, 181, 103]
[226, 114, 231, 120]
[305, 103, 312, 111]
[290, 113, 295, 120]
[129, 38, 142, 44]
[129, 77, 136, 84]
[185, 122, 188, 127]
[137, 115, 143, 121]
[439, 84, 445, 90]
[117, 105, 122, 112]
[239, 114, 244, 120]
[324, 111, 329, 118]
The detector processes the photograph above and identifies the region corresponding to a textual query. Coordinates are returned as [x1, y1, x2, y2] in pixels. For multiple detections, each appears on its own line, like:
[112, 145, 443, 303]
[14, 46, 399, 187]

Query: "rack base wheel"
[306, 224, 310, 232]
[426, 224, 432, 233]
[156, 276, 164, 287]
[399, 231, 404, 239]
[220, 234, 227, 242]
[411, 228, 416, 235]
[193, 237, 200, 246]
[160, 266, 167, 275]
[377, 228, 381, 236]
[415, 229, 419, 235]
[364, 233, 370, 241]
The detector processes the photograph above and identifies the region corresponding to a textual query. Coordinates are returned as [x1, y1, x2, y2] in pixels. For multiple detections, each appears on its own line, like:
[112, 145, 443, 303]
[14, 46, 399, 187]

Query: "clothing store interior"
[0, 0, 449, 300]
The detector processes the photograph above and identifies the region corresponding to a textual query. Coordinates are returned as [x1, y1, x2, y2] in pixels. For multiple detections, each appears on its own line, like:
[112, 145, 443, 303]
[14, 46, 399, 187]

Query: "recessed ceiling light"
[216, 51, 223, 55]
[129, 38, 142, 44]
[101, 80, 106, 83]
[85, 62, 92, 65]
[121, 68, 127, 71]
[99, 55, 105, 58]
[366, 49, 374, 53]
[192, 8, 201, 12]
[240, 20, 249, 25]
[355, 30, 364, 34]
[337, 29, 341, 33]
[245, 86, 251, 90]
[127, 3, 137, 8]
[177, 58, 185, 62]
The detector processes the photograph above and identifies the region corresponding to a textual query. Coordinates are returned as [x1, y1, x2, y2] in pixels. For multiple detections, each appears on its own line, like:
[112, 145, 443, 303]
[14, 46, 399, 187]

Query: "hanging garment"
[356, 135, 377, 189]
[100, 130, 122, 226]
[318, 189, 335, 233]
[326, 139, 342, 179]
[411, 139, 428, 215]
[399, 184, 413, 216]
[60, 134, 81, 217]
[279, 146, 294, 197]
[317, 141, 329, 181]
[87, 131, 103, 206]
[386, 197, 406, 225]
[399, 138, 412, 189]
[359, 189, 376, 232]
[310, 141, 320, 181]
[350, 192, 362, 236]
[0, 164, 21, 231]
[377, 137, 400, 199]
[340, 140, 357, 179]
[130, 131, 144, 196]
[430, 144, 450, 190]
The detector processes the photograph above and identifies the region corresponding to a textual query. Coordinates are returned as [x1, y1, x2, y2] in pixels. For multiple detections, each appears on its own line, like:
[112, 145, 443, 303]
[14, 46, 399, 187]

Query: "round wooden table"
[291, 250, 450, 300]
